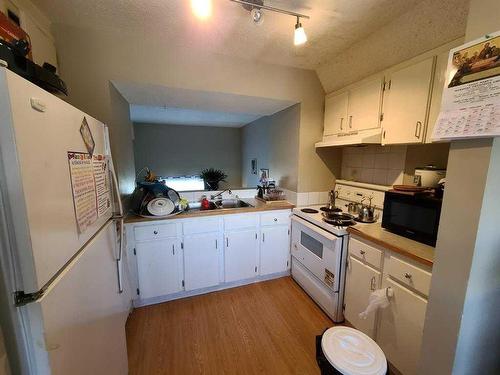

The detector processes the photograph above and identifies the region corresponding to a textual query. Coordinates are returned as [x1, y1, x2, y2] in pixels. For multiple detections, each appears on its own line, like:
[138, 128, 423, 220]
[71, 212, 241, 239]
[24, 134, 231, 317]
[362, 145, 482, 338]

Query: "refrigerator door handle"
[104, 125, 124, 293]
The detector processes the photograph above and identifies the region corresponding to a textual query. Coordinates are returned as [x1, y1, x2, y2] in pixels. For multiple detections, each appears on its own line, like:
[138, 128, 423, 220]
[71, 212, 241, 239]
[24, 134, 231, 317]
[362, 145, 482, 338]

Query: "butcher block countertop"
[124, 198, 294, 224]
[348, 222, 434, 267]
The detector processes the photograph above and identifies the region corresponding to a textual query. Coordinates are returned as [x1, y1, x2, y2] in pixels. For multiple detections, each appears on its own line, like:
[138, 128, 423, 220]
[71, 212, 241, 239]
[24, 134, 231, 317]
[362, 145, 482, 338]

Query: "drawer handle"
[404, 272, 412, 279]
[359, 250, 366, 255]
[153, 230, 158, 235]
[274, 218, 278, 222]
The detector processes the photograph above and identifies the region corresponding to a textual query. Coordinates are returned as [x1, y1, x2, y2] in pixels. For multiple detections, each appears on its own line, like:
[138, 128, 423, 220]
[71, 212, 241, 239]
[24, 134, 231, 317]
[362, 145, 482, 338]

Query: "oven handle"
[291, 216, 341, 242]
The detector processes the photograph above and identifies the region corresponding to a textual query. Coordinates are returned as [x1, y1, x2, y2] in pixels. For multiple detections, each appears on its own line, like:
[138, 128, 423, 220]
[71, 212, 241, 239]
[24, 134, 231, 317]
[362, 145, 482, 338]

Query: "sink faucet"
[211, 189, 232, 200]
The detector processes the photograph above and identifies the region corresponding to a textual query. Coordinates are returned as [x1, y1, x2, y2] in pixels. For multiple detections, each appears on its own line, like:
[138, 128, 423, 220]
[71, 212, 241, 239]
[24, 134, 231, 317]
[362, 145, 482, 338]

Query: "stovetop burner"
[322, 214, 356, 227]
[320, 206, 342, 213]
[301, 208, 319, 214]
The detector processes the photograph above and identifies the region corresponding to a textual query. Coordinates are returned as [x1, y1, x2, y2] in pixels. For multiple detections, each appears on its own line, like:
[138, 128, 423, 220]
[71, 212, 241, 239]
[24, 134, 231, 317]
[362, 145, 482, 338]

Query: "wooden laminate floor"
[126, 277, 334, 375]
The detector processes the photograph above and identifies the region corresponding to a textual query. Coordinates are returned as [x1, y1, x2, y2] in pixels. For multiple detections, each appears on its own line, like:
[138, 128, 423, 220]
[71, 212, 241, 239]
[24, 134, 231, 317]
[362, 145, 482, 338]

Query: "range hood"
[315, 128, 382, 148]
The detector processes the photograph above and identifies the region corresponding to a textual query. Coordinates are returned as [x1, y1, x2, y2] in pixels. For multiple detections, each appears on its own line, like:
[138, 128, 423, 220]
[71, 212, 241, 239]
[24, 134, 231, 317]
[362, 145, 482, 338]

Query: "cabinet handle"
[349, 115, 353, 128]
[340, 117, 344, 131]
[172, 244, 175, 255]
[359, 250, 366, 255]
[415, 121, 422, 139]
[215, 239, 218, 249]
[404, 272, 412, 279]
[153, 230, 158, 235]
[262, 233, 265, 242]
[370, 276, 376, 291]
[274, 218, 278, 222]
[226, 237, 229, 247]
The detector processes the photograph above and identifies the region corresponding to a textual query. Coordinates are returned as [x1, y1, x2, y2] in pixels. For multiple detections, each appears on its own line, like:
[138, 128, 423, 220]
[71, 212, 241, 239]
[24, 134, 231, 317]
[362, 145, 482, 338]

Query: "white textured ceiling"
[36, 0, 424, 70]
[114, 81, 296, 127]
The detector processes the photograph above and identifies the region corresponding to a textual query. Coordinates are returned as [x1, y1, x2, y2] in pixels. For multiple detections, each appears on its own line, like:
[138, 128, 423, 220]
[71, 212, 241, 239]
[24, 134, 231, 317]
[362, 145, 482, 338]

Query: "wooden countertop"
[124, 198, 294, 224]
[347, 222, 434, 267]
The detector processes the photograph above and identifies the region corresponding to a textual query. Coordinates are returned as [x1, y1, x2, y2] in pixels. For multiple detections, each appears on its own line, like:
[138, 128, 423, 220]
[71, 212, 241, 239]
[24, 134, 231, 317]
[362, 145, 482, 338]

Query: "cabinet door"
[347, 77, 383, 131]
[324, 92, 348, 135]
[260, 226, 290, 276]
[136, 239, 183, 299]
[344, 256, 381, 338]
[426, 51, 449, 143]
[183, 233, 221, 291]
[377, 277, 428, 375]
[224, 230, 259, 282]
[382, 58, 435, 145]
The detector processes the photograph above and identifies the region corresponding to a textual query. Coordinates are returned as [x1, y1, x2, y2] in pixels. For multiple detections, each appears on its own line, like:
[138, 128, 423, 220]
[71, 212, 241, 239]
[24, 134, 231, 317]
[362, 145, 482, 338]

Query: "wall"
[419, 0, 500, 373]
[317, 0, 470, 93]
[340, 145, 406, 186]
[52, 23, 332, 194]
[241, 104, 300, 191]
[134, 123, 242, 188]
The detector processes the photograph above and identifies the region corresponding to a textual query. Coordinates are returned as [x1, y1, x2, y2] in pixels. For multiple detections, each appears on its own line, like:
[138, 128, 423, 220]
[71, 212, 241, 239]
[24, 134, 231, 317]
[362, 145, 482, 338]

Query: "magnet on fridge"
[30, 98, 46, 112]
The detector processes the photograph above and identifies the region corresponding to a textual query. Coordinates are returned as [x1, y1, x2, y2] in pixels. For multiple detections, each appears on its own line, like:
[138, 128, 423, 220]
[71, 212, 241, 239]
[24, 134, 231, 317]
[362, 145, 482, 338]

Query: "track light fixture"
[229, 0, 309, 45]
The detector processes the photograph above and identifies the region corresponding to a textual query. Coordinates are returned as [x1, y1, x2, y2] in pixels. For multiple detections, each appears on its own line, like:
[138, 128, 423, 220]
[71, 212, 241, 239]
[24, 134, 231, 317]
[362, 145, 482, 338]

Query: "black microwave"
[382, 191, 442, 246]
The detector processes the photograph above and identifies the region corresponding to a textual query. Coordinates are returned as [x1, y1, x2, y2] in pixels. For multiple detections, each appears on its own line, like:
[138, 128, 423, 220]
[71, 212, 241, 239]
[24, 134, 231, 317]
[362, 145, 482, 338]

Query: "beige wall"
[419, 0, 500, 373]
[241, 104, 300, 191]
[403, 143, 450, 184]
[52, 24, 333, 194]
[317, 0, 470, 93]
[134, 123, 242, 188]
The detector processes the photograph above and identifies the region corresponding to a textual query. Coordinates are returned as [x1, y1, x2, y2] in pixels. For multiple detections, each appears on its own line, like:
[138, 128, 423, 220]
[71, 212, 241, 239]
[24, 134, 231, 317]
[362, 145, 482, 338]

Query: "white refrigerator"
[0, 67, 132, 374]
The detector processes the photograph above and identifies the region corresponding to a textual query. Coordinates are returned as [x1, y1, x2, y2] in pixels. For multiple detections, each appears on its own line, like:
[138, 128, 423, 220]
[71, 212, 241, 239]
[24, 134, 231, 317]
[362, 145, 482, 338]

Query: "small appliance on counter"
[414, 165, 446, 188]
[382, 190, 442, 246]
[129, 168, 182, 218]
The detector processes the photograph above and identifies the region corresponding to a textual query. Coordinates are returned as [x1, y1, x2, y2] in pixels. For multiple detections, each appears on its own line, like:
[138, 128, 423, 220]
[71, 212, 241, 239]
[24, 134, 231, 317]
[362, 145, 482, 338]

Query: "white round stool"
[321, 326, 387, 375]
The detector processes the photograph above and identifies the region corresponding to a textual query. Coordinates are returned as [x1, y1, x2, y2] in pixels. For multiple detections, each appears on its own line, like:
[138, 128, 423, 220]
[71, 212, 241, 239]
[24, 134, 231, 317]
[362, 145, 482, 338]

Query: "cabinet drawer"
[224, 214, 258, 230]
[349, 238, 383, 269]
[134, 223, 177, 241]
[260, 211, 291, 226]
[183, 217, 221, 235]
[386, 255, 432, 297]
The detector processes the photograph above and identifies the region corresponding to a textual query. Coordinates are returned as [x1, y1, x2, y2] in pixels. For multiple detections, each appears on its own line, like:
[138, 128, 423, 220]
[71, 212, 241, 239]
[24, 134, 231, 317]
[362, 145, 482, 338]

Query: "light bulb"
[294, 20, 307, 46]
[191, 0, 212, 20]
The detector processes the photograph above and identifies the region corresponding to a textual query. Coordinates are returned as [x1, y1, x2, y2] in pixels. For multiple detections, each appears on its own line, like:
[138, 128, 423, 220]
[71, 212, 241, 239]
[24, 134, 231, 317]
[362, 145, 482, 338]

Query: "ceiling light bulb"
[191, 0, 212, 20]
[294, 17, 307, 46]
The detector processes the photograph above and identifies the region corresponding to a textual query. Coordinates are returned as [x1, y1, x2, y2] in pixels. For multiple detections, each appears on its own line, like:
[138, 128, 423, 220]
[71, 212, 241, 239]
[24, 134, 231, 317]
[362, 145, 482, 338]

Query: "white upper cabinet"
[382, 57, 435, 145]
[348, 78, 384, 132]
[425, 50, 450, 143]
[323, 77, 383, 137]
[324, 92, 348, 136]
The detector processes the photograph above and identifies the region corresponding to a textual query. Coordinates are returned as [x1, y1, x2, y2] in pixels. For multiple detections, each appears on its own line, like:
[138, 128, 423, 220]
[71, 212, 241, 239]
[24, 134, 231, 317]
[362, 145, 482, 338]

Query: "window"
[162, 175, 204, 192]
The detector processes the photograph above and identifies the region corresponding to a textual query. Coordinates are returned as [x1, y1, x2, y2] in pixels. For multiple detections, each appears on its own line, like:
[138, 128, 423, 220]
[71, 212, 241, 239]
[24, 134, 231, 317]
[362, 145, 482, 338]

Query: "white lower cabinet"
[377, 277, 428, 375]
[344, 256, 381, 338]
[129, 209, 291, 304]
[183, 233, 221, 291]
[260, 226, 290, 276]
[345, 236, 431, 375]
[224, 230, 259, 282]
[135, 238, 183, 299]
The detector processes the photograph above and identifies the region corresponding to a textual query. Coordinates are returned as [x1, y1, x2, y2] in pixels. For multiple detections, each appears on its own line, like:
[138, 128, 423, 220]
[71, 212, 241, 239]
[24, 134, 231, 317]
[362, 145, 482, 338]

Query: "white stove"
[290, 182, 388, 323]
[292, 205, 353, 236]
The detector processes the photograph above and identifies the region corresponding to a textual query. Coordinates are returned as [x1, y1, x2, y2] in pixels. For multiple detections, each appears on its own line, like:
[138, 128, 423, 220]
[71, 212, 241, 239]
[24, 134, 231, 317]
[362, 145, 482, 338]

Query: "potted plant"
[200, 168, 228, 191]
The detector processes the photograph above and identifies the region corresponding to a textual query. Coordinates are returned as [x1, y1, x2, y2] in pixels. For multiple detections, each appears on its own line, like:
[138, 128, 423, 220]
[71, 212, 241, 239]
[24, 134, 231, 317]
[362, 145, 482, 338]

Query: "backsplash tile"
[341, 145, 407, 186]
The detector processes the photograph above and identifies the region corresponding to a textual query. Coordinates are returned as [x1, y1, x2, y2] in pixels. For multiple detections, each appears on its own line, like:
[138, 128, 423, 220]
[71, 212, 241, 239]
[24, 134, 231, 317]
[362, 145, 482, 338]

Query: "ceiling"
[113, 81, 296, 127]
[36, 0, 425, 70]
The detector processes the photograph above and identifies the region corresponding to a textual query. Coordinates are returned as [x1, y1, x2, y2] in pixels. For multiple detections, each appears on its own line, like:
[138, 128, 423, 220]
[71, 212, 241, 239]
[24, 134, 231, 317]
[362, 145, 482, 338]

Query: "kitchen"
[0, 1, 499, 375]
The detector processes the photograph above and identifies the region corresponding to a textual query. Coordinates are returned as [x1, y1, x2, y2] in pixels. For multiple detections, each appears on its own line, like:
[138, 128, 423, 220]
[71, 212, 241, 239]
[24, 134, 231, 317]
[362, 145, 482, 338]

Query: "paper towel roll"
[359, 288, 392, 320]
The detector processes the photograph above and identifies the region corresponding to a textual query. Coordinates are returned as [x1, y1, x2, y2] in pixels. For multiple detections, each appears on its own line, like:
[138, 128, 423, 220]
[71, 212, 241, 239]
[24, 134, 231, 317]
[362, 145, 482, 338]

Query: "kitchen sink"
[187, 199, 252, 212]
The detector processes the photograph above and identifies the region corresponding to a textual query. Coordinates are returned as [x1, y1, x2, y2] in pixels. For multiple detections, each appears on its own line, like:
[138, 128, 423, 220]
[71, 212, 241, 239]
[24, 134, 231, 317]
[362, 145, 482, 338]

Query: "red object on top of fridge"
[0, 10, 32, 59]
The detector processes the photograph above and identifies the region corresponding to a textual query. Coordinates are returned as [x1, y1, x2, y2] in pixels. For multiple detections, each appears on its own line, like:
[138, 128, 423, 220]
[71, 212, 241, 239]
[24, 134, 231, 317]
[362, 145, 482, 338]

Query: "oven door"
[382, 191, 442, 246]
[291, 216, 342, 291]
